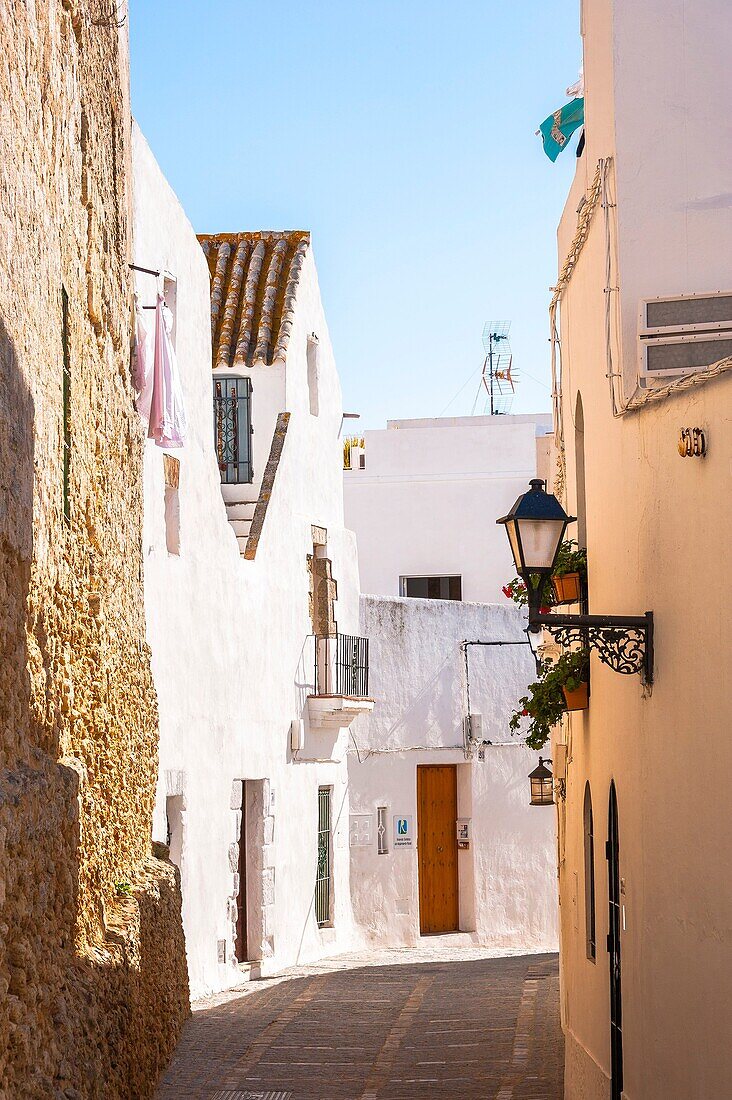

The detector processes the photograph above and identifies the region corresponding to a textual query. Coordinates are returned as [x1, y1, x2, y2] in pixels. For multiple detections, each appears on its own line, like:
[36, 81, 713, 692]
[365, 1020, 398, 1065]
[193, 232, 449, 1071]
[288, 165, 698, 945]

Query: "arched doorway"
[607, 781, 623, 1099]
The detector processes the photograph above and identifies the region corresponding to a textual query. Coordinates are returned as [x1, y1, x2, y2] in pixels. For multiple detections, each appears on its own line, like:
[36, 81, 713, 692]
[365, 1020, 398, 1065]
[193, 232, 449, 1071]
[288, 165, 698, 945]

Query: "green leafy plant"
[509, 649, 589, 750]
[115, 881, 133, 897]
[552, 539, 587, 580]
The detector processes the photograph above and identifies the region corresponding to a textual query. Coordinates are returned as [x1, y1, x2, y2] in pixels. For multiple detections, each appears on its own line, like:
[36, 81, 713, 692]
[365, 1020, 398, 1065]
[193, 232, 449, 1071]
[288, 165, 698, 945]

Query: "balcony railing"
[314, 633, 369, 698]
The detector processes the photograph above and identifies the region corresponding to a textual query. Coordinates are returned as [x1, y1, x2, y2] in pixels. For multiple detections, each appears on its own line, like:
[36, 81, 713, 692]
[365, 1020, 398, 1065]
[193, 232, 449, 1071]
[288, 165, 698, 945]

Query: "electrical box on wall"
[290, 718, 304, 753]
[456, 818, 472, 850]
[554, 743, 568, 781]
[349, 814, 373, 847]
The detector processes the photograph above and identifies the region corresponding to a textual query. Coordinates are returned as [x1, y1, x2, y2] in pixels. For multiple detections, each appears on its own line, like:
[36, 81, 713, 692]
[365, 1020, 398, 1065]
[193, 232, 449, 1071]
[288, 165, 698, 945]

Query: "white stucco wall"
[344, 414, 552, 603]
[348, 596, 558, 952]
[132, 124, 361, 999]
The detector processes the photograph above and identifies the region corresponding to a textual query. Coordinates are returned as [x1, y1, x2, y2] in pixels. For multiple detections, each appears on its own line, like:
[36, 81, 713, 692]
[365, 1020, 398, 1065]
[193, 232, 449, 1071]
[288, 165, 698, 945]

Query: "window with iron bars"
[213, 376, 253, 484]
[377, 806, 388, 855]
[315, 787, 332, 927]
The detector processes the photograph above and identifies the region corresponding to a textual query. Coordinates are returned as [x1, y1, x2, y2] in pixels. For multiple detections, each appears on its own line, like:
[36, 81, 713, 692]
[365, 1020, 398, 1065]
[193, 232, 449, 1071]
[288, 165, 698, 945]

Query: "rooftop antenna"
[480, 321, 517, 415]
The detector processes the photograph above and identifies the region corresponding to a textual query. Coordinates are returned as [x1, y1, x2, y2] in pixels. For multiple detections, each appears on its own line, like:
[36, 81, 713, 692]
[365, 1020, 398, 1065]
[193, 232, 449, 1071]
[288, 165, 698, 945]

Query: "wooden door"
[235, 781, 247, 962]
[417, 765, 459, 934]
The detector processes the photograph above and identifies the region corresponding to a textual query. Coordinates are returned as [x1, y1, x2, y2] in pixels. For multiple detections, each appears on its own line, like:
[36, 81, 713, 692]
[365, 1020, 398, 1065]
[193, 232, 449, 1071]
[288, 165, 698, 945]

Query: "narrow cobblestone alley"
[156, 947, 563, 1100]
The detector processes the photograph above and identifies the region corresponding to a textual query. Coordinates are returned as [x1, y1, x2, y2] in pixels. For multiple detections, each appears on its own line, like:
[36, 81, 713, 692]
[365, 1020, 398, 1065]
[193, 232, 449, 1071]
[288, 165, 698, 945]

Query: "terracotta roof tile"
[198, 231, 310, 368]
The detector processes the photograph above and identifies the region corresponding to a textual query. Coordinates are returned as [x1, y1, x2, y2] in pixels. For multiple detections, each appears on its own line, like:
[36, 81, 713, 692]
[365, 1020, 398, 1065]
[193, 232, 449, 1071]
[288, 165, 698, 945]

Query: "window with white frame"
[400, 575, 462, 601]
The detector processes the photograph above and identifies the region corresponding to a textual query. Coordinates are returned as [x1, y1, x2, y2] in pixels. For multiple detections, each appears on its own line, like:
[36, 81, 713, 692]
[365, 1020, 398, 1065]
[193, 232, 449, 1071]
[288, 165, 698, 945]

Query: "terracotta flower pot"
[552, 571, 581, 604]
[562, 681, 589, 711]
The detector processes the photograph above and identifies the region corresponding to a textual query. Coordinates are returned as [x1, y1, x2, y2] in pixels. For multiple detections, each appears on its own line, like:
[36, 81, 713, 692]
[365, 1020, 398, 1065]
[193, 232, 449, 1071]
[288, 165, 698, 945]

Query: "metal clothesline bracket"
[129, 263, 161, 277]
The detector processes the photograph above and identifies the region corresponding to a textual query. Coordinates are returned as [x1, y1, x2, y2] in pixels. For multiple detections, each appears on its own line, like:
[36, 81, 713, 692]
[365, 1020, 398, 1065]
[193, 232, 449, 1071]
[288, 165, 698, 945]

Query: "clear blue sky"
[129, 1, 581, 428]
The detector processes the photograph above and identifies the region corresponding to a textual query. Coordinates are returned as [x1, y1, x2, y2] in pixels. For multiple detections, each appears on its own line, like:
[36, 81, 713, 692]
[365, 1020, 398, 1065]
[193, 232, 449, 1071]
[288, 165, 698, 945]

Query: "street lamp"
[529, 757, 555, 806]
[498, 478, 575, 590]
[497, 479, 654, 682]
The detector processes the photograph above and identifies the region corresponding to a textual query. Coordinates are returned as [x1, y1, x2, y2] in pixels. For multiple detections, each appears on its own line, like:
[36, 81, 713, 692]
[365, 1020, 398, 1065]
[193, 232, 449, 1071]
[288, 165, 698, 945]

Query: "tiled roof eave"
[198, 230, 310, 371]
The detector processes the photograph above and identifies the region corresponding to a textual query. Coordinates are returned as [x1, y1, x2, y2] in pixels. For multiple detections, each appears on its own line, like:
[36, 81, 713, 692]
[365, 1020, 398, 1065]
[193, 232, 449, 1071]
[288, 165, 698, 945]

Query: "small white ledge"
[306, 694, 375, 731]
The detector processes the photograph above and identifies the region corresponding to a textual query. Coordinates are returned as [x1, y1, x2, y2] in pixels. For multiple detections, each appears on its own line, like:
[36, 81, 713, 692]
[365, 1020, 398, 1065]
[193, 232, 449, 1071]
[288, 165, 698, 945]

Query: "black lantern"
[497, 479, 654, 682]
[529, 757, 554, 806]
[497, 478, 575, 588]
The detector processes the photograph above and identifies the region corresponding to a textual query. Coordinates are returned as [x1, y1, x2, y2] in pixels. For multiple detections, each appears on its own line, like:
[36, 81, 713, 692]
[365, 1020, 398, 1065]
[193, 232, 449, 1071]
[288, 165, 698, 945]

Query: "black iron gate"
[607, 781, 623, 1100]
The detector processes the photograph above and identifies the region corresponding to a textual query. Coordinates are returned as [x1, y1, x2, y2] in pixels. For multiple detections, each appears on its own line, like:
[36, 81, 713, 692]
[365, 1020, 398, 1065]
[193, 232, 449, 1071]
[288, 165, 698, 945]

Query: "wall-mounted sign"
[393, 815, 414, 848]
[457, 818, 472, 850]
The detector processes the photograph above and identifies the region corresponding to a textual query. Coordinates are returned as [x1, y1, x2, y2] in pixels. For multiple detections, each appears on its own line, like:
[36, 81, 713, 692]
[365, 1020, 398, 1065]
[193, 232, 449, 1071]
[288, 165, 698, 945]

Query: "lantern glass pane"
[506, 520, 523, 573]
[516, 518, 565, 571]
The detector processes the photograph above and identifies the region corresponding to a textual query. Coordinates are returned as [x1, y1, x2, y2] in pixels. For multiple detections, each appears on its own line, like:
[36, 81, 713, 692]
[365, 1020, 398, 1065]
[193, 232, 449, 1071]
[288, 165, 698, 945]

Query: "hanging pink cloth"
[147, 293, 187, 449]
[133, 298, 154, 421]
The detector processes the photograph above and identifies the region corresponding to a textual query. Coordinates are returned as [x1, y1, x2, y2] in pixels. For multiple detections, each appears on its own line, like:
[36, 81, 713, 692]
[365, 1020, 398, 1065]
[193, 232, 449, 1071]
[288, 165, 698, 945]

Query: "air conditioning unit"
[638, 291, 732, 381]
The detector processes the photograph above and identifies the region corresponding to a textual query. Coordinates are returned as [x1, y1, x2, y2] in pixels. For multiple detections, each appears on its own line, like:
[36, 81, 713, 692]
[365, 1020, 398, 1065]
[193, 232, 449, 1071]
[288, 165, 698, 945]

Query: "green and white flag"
[538, 97, 585, 161]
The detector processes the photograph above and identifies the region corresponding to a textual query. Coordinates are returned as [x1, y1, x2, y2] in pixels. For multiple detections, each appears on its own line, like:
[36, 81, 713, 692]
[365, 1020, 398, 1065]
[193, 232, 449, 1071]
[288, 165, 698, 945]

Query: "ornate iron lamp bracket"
[533, 611, 654, 683]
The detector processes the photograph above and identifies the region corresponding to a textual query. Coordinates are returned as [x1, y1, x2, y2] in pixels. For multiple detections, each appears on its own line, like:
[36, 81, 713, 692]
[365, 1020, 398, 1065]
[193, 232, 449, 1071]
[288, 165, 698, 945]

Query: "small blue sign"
[393, 815, 414, 848]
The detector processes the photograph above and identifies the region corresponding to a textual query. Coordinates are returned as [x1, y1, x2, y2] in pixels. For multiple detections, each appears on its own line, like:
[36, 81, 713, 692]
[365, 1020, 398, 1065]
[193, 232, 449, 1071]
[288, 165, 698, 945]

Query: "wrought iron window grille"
[377, 806, 388, 855]
[214, 376, 253, 485]
[315, 787, 332, 927]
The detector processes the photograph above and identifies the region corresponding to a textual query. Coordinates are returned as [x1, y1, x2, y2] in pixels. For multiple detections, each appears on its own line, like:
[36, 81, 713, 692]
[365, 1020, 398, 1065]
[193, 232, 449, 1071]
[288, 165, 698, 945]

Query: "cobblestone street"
[156, 946, 563, 1100]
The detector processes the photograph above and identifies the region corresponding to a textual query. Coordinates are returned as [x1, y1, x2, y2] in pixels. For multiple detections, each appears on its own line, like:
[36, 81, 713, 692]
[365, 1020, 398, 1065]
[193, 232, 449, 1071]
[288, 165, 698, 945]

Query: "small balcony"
[307, 633, 374, 731]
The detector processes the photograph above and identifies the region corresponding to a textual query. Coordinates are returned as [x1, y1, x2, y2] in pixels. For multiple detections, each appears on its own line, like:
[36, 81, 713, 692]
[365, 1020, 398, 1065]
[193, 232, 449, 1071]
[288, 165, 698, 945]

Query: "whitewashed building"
[344, 413, 553, 603]
[345, 415, 558, 951]
[132, 125, 370, 998]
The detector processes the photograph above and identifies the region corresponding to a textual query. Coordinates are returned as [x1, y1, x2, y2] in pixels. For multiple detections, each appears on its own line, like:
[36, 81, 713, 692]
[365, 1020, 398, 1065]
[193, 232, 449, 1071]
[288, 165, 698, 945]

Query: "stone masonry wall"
[0, 3, 188, 1096]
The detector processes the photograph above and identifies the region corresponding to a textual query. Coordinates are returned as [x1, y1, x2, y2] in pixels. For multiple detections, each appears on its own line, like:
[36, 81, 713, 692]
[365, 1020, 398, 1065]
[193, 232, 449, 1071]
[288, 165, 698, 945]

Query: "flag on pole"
[538, 97, 585, 161]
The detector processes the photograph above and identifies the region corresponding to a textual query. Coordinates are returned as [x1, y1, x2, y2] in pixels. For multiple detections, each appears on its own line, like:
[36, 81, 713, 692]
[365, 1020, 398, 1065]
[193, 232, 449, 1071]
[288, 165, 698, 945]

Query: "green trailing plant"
[552, 539, 587, 580]
[509, 649, 590, 750]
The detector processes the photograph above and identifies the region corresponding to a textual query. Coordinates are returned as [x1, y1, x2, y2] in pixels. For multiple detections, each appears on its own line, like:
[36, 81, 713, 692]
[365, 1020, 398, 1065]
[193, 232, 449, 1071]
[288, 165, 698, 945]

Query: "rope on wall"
[551, 157, 732, 465]
[461, 639, 532, 759]
[549, 159, 605, 503]
[600, 160, 732, 417]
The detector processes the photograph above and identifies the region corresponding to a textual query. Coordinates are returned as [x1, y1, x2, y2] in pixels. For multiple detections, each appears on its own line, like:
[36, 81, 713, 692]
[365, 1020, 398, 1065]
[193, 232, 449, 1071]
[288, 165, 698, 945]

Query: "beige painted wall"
[554, 2, 732, 1098]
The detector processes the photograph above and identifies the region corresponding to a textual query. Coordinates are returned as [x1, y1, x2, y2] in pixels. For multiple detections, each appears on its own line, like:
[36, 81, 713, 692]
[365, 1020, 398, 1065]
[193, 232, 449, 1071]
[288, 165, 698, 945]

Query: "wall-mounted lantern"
[498, 479, 654, 682]
[529, 757, 555, 806]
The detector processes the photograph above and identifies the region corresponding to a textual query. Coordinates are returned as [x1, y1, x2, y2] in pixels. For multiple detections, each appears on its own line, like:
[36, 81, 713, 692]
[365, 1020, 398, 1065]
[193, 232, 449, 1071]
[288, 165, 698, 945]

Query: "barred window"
[377, 806, 388, 855]
[213, 376, 252, 484]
